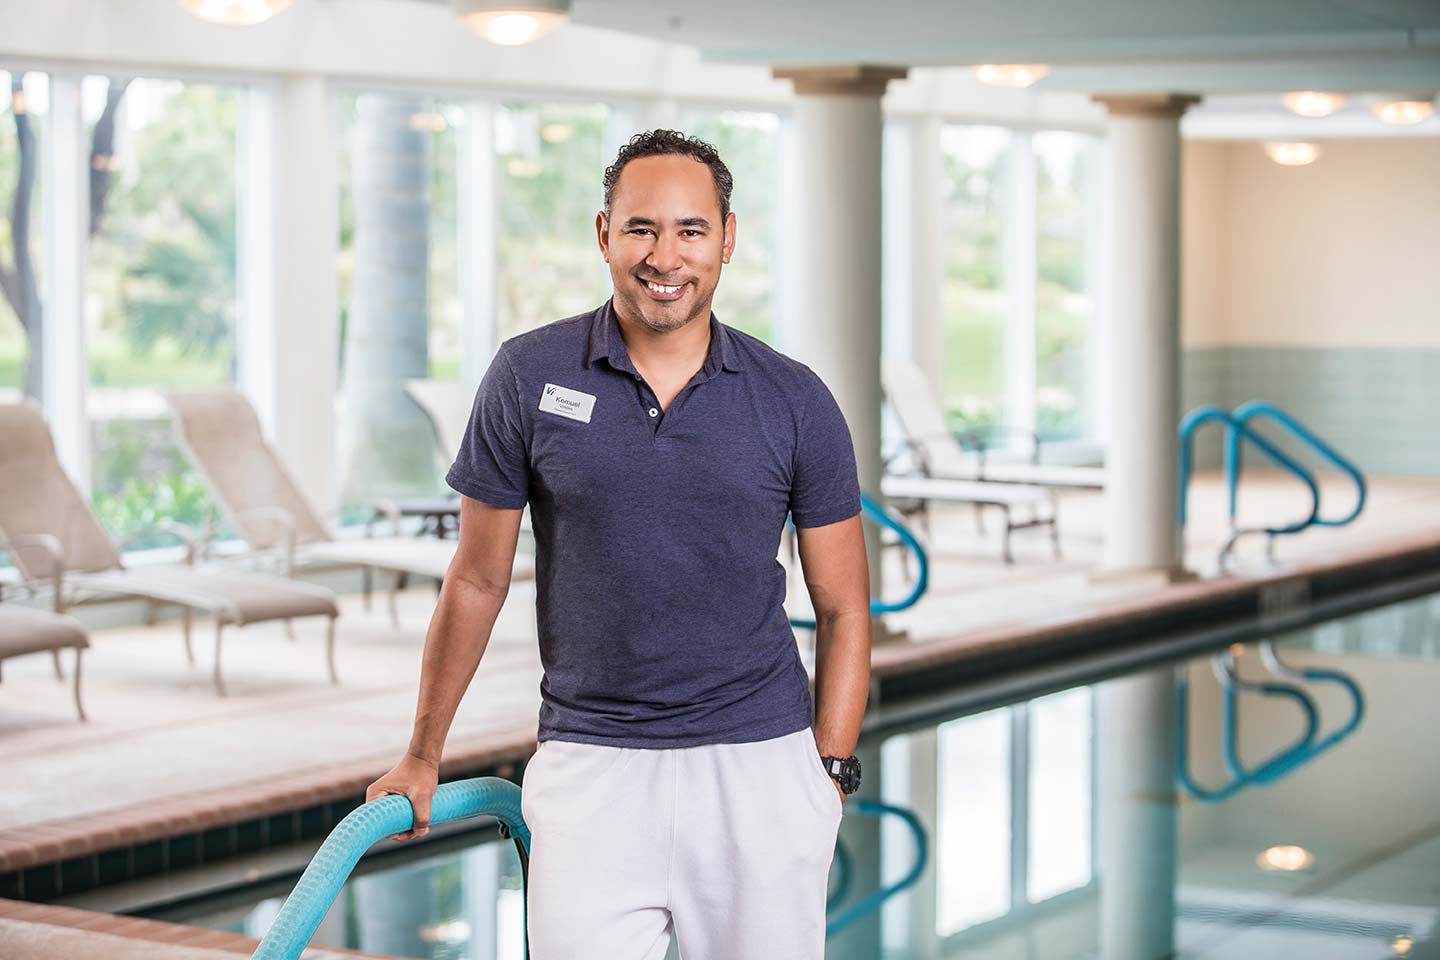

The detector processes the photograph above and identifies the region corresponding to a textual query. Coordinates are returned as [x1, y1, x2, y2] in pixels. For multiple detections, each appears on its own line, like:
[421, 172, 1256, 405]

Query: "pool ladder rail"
[789, 489, 930, 630]
[250, 775, 930, 958]
[1176, 641, 1365, 803]
[1178, 400, 1366, 571]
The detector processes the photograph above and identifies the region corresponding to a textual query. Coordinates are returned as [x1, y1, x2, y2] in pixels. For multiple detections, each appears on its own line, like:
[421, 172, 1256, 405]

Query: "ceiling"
[564, 0, 1440, 94]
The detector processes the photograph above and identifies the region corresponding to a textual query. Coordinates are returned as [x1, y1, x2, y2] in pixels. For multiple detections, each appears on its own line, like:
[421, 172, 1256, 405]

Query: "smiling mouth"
[640, 278, 687, 301]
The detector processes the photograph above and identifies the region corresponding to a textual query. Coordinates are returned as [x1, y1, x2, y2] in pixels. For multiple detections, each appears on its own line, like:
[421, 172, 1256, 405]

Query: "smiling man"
[367, 130, 871, 960]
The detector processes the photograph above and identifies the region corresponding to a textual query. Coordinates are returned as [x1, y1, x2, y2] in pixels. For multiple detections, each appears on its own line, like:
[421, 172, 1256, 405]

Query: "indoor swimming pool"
[129, 589, 1440, 960]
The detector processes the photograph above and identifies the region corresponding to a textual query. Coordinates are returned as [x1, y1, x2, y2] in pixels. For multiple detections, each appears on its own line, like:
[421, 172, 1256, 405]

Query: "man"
[367, 129, 871, 960]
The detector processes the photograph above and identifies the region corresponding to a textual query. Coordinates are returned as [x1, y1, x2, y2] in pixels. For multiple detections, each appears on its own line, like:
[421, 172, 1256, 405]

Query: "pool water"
[161, 592, 1440, 959]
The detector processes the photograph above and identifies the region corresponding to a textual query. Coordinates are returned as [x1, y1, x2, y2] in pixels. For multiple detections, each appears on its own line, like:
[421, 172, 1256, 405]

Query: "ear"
[722, 211, 737, 265]
[595, 211, 610, 262]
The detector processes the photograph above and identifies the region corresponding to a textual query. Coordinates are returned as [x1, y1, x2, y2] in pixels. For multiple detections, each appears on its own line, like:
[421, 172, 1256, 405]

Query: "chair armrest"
[367, 499, 404, 539]
[235, 507, 298, 576]
[1, 532, 67, 611]
[115, 519, 199, 566]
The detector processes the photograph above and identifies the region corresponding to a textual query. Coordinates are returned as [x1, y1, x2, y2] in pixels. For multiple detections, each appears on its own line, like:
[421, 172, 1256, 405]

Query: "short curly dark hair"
[602, 129, 734, 224]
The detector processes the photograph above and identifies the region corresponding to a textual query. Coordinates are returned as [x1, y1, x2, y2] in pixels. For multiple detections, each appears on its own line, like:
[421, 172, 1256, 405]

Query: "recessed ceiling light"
[179, 0, 293, 25]
[1256, 844, 1315, 871]
[455, 0, 570, 45]
[1368, 96, 1436, 125]
[975, 64, 1050, 89]
[1264, 142, 1322, 166]
[1282, 91, 1346, 118]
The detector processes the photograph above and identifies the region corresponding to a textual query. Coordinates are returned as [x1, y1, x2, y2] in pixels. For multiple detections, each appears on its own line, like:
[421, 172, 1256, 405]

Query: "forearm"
[812, 608, 871, 758]
[406, 575, 508, 765]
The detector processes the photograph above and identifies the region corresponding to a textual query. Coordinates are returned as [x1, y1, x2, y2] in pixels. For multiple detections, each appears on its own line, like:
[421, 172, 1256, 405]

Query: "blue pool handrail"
[789, 490, 929, 630]
[1210, 652, 1320, 787]
[251, 777, 531, 960]
[1230, 401, 1366, 528]
[824, 798, 929, 937]
[1178, 405, 1321, 533]
[1255, 640, 1365, 776]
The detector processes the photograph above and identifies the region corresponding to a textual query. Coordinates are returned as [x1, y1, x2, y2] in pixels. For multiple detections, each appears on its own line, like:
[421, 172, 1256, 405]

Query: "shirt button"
[648, 407, 659, 418]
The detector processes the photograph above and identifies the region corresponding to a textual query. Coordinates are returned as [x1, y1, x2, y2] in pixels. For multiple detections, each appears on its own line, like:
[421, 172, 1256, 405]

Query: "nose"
[646, 231, 684, 276]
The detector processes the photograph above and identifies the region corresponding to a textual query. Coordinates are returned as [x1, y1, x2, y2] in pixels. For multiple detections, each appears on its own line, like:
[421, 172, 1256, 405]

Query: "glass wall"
[494, 100, 609, 341]
[83, 76, 236, 547]
[939, 124, 1011, 437]
[680, 108, 779, 344]
[1034, 131, 1095, 442]
[0, 69, 45, 404]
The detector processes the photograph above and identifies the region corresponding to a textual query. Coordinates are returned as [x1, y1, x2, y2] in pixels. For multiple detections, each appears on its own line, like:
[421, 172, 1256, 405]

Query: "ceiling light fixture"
[179, 0, 293, 25]
[1368, 95, 1436, 125]
[1264, 142, 1322, 166]
[1256, 844, 1315, 871]
[1282, 91, 1346, 118]
[975, 64, 1050, 89]
[455, 0, 569, 45]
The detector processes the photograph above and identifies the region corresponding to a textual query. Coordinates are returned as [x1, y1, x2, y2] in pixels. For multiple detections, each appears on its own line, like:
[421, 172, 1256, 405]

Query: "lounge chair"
[0, 601, 89, 721]
[882, 357, 1105, 490]
[163, 389, 535, 626]
[0, 402, 339, 696]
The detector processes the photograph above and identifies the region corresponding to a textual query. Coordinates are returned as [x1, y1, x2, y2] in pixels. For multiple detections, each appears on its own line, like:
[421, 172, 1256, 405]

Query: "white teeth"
[646, 281, 681, 295]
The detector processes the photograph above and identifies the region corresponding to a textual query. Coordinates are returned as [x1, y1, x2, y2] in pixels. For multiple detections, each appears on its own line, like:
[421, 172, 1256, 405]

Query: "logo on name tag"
[538, 383, 596, 423]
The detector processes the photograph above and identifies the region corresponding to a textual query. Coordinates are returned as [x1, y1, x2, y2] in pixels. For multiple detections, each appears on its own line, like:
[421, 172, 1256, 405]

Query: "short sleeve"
[445, 345, 530, 509]
[788, 372, 862, 528]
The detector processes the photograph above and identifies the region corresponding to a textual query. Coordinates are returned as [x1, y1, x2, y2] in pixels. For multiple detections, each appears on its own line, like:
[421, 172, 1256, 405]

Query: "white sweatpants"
[521, 725, 844, 960]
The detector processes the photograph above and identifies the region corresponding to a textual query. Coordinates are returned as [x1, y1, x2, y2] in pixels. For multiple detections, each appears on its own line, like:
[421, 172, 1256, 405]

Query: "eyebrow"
[621, 216, 713, 230]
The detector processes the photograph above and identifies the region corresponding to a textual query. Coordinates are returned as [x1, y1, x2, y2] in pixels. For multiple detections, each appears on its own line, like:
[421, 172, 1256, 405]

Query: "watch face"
[837, 756, 862, 794]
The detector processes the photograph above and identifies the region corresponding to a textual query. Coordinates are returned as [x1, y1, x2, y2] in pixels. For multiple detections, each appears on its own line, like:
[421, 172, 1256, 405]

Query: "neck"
[612, 300, 713, 375]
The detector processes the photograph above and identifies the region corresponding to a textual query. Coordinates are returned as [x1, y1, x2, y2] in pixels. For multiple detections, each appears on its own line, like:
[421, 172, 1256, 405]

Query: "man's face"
[597, 154, 736, 336]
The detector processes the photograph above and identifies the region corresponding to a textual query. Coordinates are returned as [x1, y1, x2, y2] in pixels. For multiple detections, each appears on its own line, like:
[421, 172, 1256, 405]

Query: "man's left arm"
[796, 514, 871, 799]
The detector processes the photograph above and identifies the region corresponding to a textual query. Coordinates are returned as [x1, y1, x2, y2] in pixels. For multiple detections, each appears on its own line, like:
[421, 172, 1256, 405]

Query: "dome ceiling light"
[1281, 91, 1346, 118]
[1264, 142, 1322, 166]
[180, 0, 293, 25]
[974, 64, 1050, 88]
[1368, 94, 1436, 125]
[456, 0, 570, 45]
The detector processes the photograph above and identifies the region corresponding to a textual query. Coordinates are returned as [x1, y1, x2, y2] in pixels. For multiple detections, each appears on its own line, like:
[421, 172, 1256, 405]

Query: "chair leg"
[183, 608, 195, 665]
[974, 502, 985, 535]
[362, 567, 373, 613]
[388, 572, 402, 629]
[326, 617, 339, 685]
[1002, 508, 1014, 565]
[73, 648, 88, 722]
[284, 618, 296, 642]
[213, 622, 228, 697]
[52, 649, 64, 681]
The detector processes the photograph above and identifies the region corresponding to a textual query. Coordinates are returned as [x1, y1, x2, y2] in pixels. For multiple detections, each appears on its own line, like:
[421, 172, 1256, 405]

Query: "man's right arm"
[366, 494, 526, 841]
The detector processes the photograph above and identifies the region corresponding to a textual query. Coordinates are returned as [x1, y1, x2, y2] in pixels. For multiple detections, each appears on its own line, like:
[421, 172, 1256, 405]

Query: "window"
[940, 125, 1011, 438]
[1027, 686, 1093, 900]
[494, 101, 609, 341]
[0, 69, 45, 404]
[1034, 132, 1096, 442]
[335, 91, 462, 518]
[84, 76, 236, 548]
[680, 108, 779, 344]
[936, 706, 1012, 933]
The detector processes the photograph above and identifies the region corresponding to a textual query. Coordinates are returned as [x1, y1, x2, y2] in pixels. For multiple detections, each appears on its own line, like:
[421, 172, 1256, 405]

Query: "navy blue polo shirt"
[446, 298, 861, 748]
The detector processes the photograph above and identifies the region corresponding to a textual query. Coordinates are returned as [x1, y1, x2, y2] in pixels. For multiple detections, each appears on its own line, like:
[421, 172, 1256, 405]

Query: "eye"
[629, 228, 654, 236]
[681, 229, 702, 237]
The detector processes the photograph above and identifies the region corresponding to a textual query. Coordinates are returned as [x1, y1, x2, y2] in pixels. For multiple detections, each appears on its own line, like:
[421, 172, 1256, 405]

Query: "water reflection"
[183, 604, 1440, 960]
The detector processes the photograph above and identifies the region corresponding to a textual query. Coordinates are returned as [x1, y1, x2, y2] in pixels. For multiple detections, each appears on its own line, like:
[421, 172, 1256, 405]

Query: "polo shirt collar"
[586, 297, 743, 377]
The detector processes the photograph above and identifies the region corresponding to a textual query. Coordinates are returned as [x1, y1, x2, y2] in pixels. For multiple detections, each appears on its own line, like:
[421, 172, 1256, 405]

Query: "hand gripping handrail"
[824, 798, 929, 937]
[1178, 405, 1321, 568]
[1230, 401, 1366, 528]
[251, 777, 530, 960]
[790, 490, 929, 630]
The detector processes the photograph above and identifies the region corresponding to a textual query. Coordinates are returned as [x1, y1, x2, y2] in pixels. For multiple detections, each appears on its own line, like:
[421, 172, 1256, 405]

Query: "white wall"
[1182, 137, 1440, 351]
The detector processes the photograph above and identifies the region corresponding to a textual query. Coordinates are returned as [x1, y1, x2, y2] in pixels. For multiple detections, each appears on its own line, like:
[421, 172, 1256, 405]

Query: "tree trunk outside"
[338, 93, 436, 507]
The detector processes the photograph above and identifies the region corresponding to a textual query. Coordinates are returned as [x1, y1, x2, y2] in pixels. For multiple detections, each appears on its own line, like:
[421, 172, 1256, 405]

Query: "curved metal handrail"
[824, 798, 929, 937]
[1211, 652, 1320, 787]
[251, 777, 530, 960]
[789, 490, 929, 630]
[1231, 401, 1366, 528]
[1256, 641, 1366, 774]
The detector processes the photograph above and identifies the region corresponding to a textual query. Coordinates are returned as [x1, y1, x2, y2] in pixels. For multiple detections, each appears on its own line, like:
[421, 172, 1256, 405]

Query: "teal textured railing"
[1229, 401, 1366, 528]
[824, 799, 929, 936]
[789, 490, 929, 630]
[251, 777, 530, 960]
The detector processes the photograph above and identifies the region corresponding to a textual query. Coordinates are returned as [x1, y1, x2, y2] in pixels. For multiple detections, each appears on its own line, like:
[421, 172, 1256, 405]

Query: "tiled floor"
[2, 470, 1438, 860]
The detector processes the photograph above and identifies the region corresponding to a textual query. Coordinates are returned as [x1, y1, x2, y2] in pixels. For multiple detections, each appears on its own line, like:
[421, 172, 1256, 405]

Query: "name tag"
[538, 383, 596, 423]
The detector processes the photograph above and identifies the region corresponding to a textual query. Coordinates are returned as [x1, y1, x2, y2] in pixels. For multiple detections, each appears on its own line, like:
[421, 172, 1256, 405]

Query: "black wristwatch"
[821, 754, 862, 796]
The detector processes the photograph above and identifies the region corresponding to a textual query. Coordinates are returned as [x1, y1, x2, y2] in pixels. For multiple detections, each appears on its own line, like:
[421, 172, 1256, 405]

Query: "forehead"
[611, 154, 721, 218]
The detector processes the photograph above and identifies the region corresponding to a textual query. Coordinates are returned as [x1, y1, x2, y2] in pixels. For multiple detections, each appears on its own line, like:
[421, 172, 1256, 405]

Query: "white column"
[774, 65, 906, 592]
[1003, 135, 1037, 438]
[1094, 95, 1198, 575]
[1097, 668, 1178, 960]
[882, 114, 944, 391]
[266, 74, 340, 514]
[43, 75, 90, 492]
